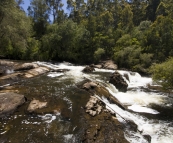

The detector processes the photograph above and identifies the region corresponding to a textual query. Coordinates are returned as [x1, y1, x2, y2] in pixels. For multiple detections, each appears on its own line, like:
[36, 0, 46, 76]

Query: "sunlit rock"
[14, 63, 38, 71]
[102, 60, 118, 70]
[27, 99, 47, 113]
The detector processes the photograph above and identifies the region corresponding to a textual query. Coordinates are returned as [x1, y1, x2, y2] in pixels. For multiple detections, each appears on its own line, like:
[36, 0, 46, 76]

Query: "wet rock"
[82, 66, 95, 73]
[82, 81, 126, 110]
[92, 64, 102, 69]
[27, 99, 47, 113]
[83, 82, 98, 90]
[102, 60, 117, 70]
[124, 73, 130, 81]
[0, 60, 15, 66]
[14, 63, 38, 71]
[24, 67, 50, 78]
[0, 73, 24, 86]
[0, 92, 25, 117]
[126, 120, 138, 132]
[109, 71, 128, 92]
[79, 108, 129, 143]
[143, 134, 151, 143]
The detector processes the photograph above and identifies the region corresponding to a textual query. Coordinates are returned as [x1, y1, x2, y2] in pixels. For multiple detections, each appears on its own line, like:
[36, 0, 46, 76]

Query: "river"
[0, 61, 173, 143]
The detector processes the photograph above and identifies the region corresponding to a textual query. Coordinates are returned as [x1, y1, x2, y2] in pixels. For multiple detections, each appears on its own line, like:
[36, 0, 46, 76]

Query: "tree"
[144, 16, 173, 62]
[145, 0, 161, 21]
[28, 0, 49, 38]
[46, 0, 65, 23]
[41, 20, 90, 62]
[150, 57, 173, 90]
[0, 0, 31, 59]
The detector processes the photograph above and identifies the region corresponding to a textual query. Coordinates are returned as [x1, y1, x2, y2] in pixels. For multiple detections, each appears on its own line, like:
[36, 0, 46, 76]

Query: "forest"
[1, 0, 173, 76]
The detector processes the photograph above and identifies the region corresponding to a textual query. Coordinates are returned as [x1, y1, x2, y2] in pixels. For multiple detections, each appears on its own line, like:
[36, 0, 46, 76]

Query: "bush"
[149, 57, 173, 90]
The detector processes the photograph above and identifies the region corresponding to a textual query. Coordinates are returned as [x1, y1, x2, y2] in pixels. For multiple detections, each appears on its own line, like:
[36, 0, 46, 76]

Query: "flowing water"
[0, 62, 173, 143]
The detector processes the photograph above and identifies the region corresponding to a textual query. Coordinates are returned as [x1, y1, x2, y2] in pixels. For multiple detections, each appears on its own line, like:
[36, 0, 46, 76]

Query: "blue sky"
[21, 0, 68, 13]
[21, 0, 30, 12]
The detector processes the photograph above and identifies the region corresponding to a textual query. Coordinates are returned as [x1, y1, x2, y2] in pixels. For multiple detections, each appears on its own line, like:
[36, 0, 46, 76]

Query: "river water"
[0, 62, 173, 143]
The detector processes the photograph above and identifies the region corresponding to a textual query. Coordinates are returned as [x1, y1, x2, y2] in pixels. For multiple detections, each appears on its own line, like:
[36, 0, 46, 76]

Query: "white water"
[36, 62, 173, 143]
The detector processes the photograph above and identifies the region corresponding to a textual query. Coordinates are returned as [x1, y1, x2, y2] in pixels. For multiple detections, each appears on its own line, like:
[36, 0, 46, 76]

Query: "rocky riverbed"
[0, 60, 172, 143]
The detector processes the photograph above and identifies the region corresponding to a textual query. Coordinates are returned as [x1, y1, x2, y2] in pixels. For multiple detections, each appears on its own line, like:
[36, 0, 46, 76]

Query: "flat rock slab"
[0, 92, 25, 117]
[24, 67, 50, 78]
[14, 63, 38, 71]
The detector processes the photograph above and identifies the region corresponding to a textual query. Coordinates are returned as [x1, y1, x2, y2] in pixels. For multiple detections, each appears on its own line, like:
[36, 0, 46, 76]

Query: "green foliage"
[113, 45, 153, 73]
[144, 16, 173, 62]
[150, 57, 173, 89]
[1, 0, 173, 75]
[41, 20, 90, 62]
[94, 48, 105, 62]
[0, 0, 32, 59]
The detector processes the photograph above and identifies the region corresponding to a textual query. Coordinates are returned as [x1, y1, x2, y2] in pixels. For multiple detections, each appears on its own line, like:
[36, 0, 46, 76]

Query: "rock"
[24, 67, 50, 78]
[14, 63, 38, 71]
[82, 81, 126, 110]
[0, 69, 4, 75]
[85, 96, 103, 116]
[102, 60, 117, 70]
[124, 73, 130, 81]
[79, 108, 129, 143]
[0, 92, 25, 117]
[82, 66, 95, 73]
[109, 71, 128, 92]
[83, 82, 98, 90]
[0, 73, 24, 86]
[0, 60, 14, 66]
[143, 134, 151, 143]
[27, 99, 47, 113]
[90, 64, 102, 69]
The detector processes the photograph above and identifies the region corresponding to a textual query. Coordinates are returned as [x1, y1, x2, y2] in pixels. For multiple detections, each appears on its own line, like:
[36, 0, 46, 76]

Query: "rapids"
[1, 61, 173, 143]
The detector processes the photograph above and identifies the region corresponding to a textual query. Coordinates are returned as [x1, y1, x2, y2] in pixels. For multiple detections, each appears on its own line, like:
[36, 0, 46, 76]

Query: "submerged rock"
[27, 99, 47, 113]
[109, 71, 128, 92]
[0, 92, 25, 117]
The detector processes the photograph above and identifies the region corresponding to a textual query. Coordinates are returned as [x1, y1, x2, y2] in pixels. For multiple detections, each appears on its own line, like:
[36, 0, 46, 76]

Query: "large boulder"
[14, 63, 38, 71]
[0, 92, 25, 117]
[82, 81, 126, 110]
[109, 71, 128, 92]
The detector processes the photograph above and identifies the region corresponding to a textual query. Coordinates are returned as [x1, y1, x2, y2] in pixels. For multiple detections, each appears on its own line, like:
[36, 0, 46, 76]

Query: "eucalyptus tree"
[0, 0, 31, 58]
[28, 0, 49, 38]
[46, 0, 65, 23]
